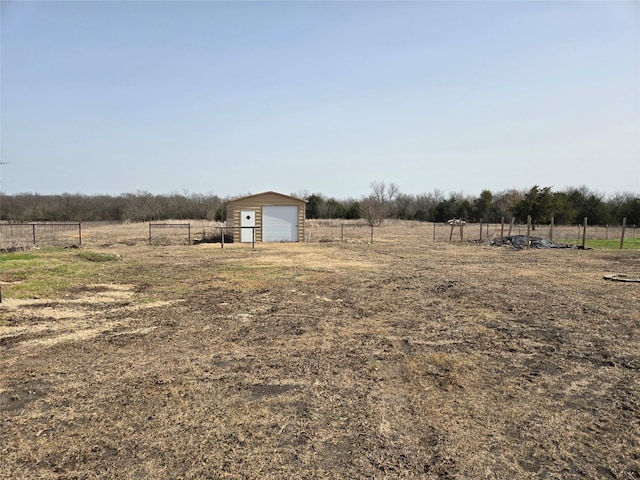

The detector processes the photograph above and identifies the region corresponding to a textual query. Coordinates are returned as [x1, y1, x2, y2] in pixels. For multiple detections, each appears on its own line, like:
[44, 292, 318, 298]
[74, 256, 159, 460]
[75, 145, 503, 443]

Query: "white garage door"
[262, 206, 299, 242]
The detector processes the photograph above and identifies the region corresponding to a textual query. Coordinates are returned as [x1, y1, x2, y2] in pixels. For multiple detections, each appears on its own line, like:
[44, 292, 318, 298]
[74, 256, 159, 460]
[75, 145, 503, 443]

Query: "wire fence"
[303, 219, 637, 246]
[0, 223, 81, 250]
[148, 223, 191, 246]
[0, 219, 636, 250]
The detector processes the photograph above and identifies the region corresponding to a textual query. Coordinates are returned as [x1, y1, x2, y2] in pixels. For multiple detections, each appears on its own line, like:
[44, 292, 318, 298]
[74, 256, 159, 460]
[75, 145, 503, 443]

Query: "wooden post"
[459, 223, 464, 242]
[479, 218, 483, 242]
[433, 222, 436, 242]
[341, 224, 345, 243]
[78, 222, 82, 246]
[508, 217, 514, 236]
[526, 215, 531, 248]
[620, 217, 627, 249]
[577, 223, 581, 245]
[549, 216, 554, 243]
[500, 217, 505, 240]
[582, 217, 588, 249]
[221, 227, 224, 249]
[449, 223, 454, 242]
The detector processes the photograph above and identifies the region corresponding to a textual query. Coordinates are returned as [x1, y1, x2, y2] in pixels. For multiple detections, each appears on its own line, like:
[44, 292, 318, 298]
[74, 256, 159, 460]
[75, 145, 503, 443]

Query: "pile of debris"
[490, 235, 578, 250]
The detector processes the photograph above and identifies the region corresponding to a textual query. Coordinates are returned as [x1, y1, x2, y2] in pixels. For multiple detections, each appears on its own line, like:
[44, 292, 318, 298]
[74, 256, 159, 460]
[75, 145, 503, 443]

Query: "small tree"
[363, 181, 399, 226]
[620, 197, 640, 225]
[472, 189, 494, 222]
[493, 189, 523, 224]
[305, 194, 324, 219]
[324, 198, 347, 218]
[344, 201, 361, 220]
[513, 186, 556, 229]
[616, 195, 640, 225]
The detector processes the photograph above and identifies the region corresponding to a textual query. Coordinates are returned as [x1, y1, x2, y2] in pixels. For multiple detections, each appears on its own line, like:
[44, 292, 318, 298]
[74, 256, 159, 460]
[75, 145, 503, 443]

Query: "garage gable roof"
[229, 191, 306, 204]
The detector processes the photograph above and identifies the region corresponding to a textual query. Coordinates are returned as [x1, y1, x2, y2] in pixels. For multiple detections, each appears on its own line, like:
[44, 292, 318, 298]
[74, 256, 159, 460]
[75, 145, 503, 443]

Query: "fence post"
[549, 216, 554, 243]
[500, 217, 504, 240]
[433, 222, 436, 242]
[188, 223, 191, 245]
[78, 223, 82, 246]
[341, 224, 344, 243]
[620, 217, 627, 249]
[221, 227, 224, 249]
[252, 227, 255, 249]
[32, 224, 36, 246]
[577, 224, 581, 245]
[148, 224, 152, 245]
[370, 225, 374, 243]
[582, 217, 588, 249]
[526, 215, 531, 248]
[479, 218, 483, 243]
[508, 218, 514, 236]
[459, 223, 464, 242]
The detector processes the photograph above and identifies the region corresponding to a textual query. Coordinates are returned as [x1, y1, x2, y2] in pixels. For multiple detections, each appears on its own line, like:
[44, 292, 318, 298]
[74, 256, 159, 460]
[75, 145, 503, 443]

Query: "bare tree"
[363, 181, 399, 226]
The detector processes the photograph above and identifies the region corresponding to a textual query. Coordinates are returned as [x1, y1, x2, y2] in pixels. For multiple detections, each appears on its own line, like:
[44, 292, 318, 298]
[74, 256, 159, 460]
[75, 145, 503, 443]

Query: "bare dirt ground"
[1, 228, 639, 479]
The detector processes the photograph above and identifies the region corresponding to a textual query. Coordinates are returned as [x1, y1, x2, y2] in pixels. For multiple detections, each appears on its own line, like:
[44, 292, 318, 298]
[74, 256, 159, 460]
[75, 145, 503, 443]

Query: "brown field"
[1, 222, 639, 479]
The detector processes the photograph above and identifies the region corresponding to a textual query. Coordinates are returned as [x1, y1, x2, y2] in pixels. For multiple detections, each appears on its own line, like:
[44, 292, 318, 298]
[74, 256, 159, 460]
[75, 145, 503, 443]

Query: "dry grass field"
[1, 221, 638, 479]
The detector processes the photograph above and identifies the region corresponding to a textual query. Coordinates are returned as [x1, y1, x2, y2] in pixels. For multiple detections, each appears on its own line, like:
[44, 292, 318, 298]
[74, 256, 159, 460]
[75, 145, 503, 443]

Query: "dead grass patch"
[1, 226, 638, 479]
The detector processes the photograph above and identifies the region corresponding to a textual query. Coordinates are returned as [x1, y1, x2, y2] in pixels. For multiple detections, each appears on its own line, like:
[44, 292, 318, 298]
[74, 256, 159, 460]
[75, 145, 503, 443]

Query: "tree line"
[304, 183, 639, 226]
[0, 192, 226, 222]
[0, 185, 638, 226]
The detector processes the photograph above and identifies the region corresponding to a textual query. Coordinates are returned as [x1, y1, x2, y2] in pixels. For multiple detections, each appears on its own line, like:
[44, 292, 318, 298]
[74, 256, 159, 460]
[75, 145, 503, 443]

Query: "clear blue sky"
[1, 0, 638, 199]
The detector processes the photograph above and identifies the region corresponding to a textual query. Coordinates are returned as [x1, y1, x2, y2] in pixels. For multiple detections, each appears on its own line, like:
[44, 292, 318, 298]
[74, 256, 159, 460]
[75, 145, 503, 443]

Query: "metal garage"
[226, 191, 306, 243]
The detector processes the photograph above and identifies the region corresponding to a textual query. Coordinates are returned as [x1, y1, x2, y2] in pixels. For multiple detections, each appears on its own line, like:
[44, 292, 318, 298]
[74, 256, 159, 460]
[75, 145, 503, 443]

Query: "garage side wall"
[297, 203, 305, 242]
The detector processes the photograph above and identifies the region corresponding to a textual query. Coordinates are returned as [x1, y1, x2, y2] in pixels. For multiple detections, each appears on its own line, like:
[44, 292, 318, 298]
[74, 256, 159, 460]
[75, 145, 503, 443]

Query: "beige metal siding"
[297, 205, 305, 242]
